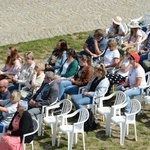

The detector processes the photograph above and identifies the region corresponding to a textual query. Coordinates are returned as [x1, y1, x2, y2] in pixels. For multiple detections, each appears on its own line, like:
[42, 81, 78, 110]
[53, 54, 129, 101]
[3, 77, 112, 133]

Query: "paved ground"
[0, 0, 150, 46]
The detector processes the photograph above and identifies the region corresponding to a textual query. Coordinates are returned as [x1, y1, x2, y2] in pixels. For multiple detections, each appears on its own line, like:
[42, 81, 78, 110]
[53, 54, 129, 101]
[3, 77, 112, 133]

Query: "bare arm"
[132, 77, 142, 88]
[0, 106, 8, 112]
[105, 58, 120, 68]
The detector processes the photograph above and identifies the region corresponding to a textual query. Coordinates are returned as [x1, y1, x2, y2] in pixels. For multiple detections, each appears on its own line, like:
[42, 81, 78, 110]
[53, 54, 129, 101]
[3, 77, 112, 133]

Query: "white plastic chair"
[36, 98, 58, 136]
[137, 71, 150, 113]
[22, 118, 39, 150]
[96, 91, 126, 135]
[57, 108, 89, 150]
[109, 99, 141, 145]
[43, 99, 72, 146]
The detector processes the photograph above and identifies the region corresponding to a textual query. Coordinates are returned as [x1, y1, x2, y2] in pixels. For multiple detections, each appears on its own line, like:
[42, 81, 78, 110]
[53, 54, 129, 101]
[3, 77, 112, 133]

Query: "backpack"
[84, 109, 97, 133]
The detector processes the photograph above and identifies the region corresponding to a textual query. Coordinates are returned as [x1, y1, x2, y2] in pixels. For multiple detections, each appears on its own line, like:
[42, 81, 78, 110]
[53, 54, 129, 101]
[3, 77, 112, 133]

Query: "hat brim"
[112, 18, 121, 25]
[128, 24, 141, 29]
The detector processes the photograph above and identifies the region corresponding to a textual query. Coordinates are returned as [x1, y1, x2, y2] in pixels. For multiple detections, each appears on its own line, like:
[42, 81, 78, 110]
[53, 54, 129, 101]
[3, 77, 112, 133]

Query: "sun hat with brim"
[128, 21, 141, 29]
[130, 53, 140, 63]
[112, 16, 122, 25]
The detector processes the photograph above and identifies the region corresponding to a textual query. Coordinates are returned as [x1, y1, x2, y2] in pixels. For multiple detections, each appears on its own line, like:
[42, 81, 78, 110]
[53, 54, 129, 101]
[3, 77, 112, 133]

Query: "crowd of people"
[0, 15, 149, 149]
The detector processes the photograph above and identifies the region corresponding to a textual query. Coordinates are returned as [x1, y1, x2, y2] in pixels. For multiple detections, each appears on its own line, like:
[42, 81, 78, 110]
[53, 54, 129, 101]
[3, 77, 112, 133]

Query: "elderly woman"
[117, 53, 147, 113]
[0, 100, 34, 150]
[103, 39, 120, 73]
[71, 63, 110, 110]
[0, 91, 20, 133]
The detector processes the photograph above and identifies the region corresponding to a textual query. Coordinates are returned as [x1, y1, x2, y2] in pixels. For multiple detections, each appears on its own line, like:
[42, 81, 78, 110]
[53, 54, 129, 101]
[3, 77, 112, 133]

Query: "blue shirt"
[85, 34, 107, 54]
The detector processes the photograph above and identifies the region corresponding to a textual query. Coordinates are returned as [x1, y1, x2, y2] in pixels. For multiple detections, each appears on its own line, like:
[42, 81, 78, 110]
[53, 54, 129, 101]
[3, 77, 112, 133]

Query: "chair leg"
[106, 114, 111, 136]
[74, 133, 78, 144]
[134, 122, 137, 141]
[31, 142, 34, 150]
[82, 132, 86, 150]
[126, 124, 129, 135]
[57, 131, 62, 147]
[52, 123, 57, 146]
[68, 132, 73, 150]
[120, 123, 126, 145]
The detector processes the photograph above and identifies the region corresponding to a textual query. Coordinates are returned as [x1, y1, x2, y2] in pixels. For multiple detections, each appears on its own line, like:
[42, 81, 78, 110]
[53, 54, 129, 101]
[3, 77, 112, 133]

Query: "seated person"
[122, 21, 146, 48]
[0, 100, 34, 149]
[0, 91, 20, 133]
[0, 46, 22, 81]
[102, 39, 120, 73]
[8, 51, 35, 92]
[107, 16, 125, 41]
[21, 62, 45, 94]
[27, 71, 59, 118]
[106, 47, 136, 90]
[55, 48, 79, 79]
[117, 53, 147, 113]
[71, 63, 110, 110]
[45, 39, 67, 72]
[139, 32, 150, 66]
[58, 55, 93, 101]
[80, 29, 107, 58]
[0, 79, 10, 100]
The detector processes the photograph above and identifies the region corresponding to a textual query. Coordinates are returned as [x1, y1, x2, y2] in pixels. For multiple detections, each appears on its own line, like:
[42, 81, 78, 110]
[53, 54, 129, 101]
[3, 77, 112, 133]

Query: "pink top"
[12, 114, 21, 131]
[1, 59, 22, 75]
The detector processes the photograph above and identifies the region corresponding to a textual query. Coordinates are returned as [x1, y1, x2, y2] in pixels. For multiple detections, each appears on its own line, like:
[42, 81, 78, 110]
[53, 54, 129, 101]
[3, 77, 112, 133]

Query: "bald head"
[0, 79, 9, 88]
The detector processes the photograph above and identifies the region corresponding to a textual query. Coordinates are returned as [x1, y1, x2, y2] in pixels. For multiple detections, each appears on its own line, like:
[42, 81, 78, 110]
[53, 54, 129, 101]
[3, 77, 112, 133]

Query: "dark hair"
[66, 48, 77, 59]
[54, 39, 68, 58]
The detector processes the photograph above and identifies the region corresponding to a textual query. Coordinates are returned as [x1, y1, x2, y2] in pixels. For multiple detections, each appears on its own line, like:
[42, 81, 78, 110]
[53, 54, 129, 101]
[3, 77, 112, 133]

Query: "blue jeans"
[59, 80, 79, 100]
[139, 53, 148, 66]
[8, 83, 19, 92]
[71, 94, 93, 109]
[117, 85, 141, 113]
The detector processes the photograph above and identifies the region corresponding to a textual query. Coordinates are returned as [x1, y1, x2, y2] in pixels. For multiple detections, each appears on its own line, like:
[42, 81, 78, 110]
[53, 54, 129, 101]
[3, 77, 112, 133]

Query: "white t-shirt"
[129, 29, 143, 43]
[117, 57, 130, 77]
[104, 49, 120, 73]
[128, 65, 147, 88]
[1, 99, 18, 126]
[109, 23, 125, 35]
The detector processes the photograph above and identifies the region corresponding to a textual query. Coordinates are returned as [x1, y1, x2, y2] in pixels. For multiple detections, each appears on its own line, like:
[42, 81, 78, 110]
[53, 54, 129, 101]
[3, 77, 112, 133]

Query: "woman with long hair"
[0, 46, 22, 78]
[45, 39, 68, 72]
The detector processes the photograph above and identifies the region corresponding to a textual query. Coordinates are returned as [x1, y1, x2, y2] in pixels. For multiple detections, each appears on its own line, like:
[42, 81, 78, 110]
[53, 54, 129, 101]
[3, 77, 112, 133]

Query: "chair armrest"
[98, 93, 116, 107]
[45, 104, 60, 117]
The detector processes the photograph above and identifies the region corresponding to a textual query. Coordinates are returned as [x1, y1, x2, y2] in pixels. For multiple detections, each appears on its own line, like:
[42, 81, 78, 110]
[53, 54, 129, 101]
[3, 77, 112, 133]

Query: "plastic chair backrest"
[60, 99, 72, 115]
[114, 91, 126, 105]
[128, 99, 141, 114]
[77, 108, 89, 123]
[145, 71, 150, 86]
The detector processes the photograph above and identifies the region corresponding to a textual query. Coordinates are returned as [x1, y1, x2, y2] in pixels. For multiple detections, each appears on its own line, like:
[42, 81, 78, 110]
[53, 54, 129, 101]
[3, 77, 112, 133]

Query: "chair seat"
[59, 125, 73, 133]
[43, 116, 56, 124]
[111, 116, 125, 125]
[97, 107, 111, 115]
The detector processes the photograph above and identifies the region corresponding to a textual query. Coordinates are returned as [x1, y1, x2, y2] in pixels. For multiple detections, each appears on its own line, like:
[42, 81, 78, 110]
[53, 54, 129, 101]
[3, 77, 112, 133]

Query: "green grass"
[0, 31, 92, 63]
[0, 31, 150, 150]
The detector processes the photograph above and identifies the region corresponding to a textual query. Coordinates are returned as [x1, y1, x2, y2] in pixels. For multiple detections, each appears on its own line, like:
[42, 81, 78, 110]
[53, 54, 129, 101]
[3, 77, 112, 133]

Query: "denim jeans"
[139, 53, 148, 66]
[117, 84, 141, 113]
[71, 94, 93, 109]
[59, 80, 79, 100]
[8, 83, 19, 92]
